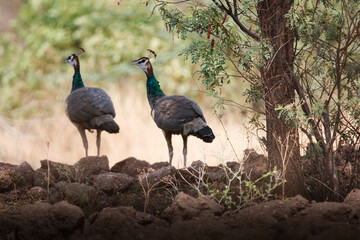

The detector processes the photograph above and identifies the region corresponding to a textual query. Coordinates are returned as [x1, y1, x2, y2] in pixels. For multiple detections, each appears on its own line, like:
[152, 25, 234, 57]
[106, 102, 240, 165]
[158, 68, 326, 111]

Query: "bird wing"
[153, 95, 206, 131]
[66, 87, 116, 123]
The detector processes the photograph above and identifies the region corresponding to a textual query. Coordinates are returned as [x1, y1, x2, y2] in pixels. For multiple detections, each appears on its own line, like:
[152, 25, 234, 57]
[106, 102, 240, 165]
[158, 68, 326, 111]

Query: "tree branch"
[212, 0, 261, 41]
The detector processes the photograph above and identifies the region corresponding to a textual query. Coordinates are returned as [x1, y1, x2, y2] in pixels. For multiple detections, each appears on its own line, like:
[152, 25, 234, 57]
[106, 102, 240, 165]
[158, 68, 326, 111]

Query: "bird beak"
[63, 58, 69, 64]
[131, 60, 138, 65]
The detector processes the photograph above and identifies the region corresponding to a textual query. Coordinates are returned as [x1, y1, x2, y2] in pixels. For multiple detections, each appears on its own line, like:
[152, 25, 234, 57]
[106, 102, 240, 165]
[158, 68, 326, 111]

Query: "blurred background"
[0, 0, 264, 169]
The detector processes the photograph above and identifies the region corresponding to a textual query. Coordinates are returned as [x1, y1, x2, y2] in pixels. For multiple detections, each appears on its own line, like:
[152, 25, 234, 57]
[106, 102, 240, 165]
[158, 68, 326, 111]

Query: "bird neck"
[146, 74, 165, 109]
[71, 67, 85, 92]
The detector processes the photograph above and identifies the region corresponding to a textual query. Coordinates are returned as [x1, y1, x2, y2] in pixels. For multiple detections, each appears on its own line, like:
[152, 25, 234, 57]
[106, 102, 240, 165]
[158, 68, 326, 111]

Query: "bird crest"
[64, 47, 85, 68]
[76, 47, 86, 56]
[132, 49, 158, 77]
[147, 49, 157, 59]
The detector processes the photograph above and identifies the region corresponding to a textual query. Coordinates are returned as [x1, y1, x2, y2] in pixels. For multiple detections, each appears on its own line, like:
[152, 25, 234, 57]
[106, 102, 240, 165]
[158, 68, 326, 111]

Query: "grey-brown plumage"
[132, 56, 215, 167]
[64, 53, 119, 157]
[153, 95, 214, 142]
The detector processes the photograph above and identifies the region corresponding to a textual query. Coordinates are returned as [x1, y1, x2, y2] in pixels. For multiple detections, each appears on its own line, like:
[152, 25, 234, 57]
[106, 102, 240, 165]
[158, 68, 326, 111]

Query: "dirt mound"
[2, 191, 360, 240]
[1, 156, 360, 239]
[0, 201, 84, 239]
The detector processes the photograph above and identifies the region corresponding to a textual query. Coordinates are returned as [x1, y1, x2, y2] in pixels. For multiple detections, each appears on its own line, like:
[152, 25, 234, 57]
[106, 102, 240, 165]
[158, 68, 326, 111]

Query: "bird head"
[64, 54, 79, 68]
[131, 57, 151, 73]
[132, 49, 156, 77]
[64, 47, 85, 69]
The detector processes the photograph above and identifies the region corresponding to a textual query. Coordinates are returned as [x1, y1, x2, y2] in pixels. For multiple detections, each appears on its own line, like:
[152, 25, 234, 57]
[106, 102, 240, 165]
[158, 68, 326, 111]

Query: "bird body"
[65, 87, 118, 133]
[152, 95, 214, 142]
[64, 53, 119, 157]
[132, 56, 215, 167]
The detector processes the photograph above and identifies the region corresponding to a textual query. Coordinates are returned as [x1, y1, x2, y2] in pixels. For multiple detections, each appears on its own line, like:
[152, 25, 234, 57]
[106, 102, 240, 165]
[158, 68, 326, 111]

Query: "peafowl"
[64, 48, 119, 157]
[132, 52, 215, 167]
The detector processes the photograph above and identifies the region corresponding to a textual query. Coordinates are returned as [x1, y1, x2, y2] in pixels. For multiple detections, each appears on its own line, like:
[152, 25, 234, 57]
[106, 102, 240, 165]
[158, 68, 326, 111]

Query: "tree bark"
[257, 0, 308, 197]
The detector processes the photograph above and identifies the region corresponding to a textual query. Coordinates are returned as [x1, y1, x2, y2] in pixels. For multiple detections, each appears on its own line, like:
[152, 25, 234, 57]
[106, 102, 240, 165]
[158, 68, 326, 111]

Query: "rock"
[92, 172, 134, 192]
[170, 217, 231, 240]
[151, 162, 170, 170]
[225, 161, 241, 172]
[75, 156, 109, 181]
[243, 149, 269, 180]
[33, 168, 52, 188]
[54, 181, 97, 206]
[0, 161, 35, 190]
[111, 157, 151, 177]
[33, 160, 75, 187]
[4, 189, 22, 202]
[29, 186, 47, 201]
[219, 195, 309, 240]
[0, 165, 16, 192]
[344, 189, 360, 217]
[279, 201, 359, 240]
[14, 161, 34, 188]
[189, 161, 225, 182]
[190, 160, 207, 171]
[49, 201, 85, 234]
[139, 165, 176, 187]
[204, 166, 225, 182]
[40, 159, 75, 180]
[162, 192, 228, 240]
[162, 192, 224, 223]
[84, 206, 169, 240]
[0, 201, 85, 240]
[237, 195, 308, 221]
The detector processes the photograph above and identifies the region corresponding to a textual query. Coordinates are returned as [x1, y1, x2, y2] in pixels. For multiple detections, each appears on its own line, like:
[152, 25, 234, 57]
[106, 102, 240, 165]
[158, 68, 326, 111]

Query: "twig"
[307, 175, 344, 200]
[214, 110, 240, 162]
[45, 141, 50, 202]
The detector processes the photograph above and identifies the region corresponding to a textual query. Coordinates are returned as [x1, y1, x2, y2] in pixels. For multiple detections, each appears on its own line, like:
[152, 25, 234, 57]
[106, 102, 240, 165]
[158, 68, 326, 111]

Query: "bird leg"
[163, 131, 173, 165]
[96, 129, 102, 157]
[77, 127, 88, 157]
[182, 134, 188, 168]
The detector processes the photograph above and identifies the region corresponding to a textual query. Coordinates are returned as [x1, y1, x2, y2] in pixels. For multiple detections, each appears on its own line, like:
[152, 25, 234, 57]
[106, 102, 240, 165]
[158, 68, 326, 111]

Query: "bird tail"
[91, 114, 120, 133]
[192, 126, 215, 143]
[184, 117, 215, 143]
[99, 121, 120, 133]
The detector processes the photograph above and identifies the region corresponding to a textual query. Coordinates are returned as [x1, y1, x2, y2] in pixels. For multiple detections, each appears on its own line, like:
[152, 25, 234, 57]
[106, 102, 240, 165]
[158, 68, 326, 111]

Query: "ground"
[1, 152, 360, 240]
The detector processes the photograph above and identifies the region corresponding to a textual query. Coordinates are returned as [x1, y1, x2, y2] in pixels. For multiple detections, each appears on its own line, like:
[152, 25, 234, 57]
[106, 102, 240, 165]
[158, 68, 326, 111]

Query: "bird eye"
[139, 59, 145, 63]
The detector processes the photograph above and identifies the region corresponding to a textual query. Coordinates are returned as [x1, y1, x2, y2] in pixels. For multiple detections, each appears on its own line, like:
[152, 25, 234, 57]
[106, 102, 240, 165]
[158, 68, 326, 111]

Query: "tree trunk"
[257, 0, 308, 197]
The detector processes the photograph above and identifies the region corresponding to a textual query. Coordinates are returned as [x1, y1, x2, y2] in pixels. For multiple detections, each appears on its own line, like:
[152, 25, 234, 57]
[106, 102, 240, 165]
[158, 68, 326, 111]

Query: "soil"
[1, 151, 360, 240]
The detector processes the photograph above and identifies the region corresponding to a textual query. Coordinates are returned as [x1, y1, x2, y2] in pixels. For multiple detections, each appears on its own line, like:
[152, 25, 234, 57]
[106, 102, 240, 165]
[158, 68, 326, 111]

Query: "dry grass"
[0, 86, 265, 169]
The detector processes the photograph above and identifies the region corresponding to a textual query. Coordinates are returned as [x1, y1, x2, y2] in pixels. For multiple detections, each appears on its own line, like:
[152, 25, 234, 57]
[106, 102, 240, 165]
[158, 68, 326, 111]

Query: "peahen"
[64, 48, 119, 157]
[132, 52, 215, 167]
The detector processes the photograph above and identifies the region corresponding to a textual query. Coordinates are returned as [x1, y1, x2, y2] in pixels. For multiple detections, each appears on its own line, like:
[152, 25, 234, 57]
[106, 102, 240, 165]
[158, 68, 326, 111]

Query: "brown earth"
[1, 152, 360, 240]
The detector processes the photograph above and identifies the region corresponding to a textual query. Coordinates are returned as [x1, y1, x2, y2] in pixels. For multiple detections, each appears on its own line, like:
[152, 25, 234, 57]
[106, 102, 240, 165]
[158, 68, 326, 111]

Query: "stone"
[92, 172, 134, 192]
[75, 156, 109, 181]
[111, 157, 151, 177]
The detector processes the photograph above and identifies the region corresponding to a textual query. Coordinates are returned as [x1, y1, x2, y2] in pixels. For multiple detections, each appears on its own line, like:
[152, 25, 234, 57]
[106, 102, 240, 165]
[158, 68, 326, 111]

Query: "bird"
[64, 48, 119, 157]
[132, 51, 215, 167]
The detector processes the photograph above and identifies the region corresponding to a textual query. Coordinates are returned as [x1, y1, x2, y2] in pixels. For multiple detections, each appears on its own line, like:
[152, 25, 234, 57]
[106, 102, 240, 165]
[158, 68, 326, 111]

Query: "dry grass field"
[0, 85, 265, 169]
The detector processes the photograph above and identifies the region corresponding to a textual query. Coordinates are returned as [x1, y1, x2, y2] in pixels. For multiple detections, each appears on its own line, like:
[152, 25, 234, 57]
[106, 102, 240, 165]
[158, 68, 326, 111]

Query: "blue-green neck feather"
[146, 75, 165, 108]
[71, 68, 85, 92]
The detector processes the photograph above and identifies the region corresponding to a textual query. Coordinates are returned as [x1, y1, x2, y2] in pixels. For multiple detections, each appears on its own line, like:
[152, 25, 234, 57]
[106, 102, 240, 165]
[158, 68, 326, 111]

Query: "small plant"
[177, 164, 208, 196]
[210, 163, 283, 211]
[54, 164, 85, 184]
[137, 169, 172, 213]
[177, 156, 283, 212]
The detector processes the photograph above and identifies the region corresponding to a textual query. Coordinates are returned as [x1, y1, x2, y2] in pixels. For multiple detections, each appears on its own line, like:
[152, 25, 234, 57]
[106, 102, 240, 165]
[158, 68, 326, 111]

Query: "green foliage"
[0, 0, 196, 118]
[183, 160, 283, 211]
[207, 163, 283, 211]
[279, 0, 360, 148]
[183, 41, 228, 93]
[155, 0, 270, 109]
[152, 0, 360, 153]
